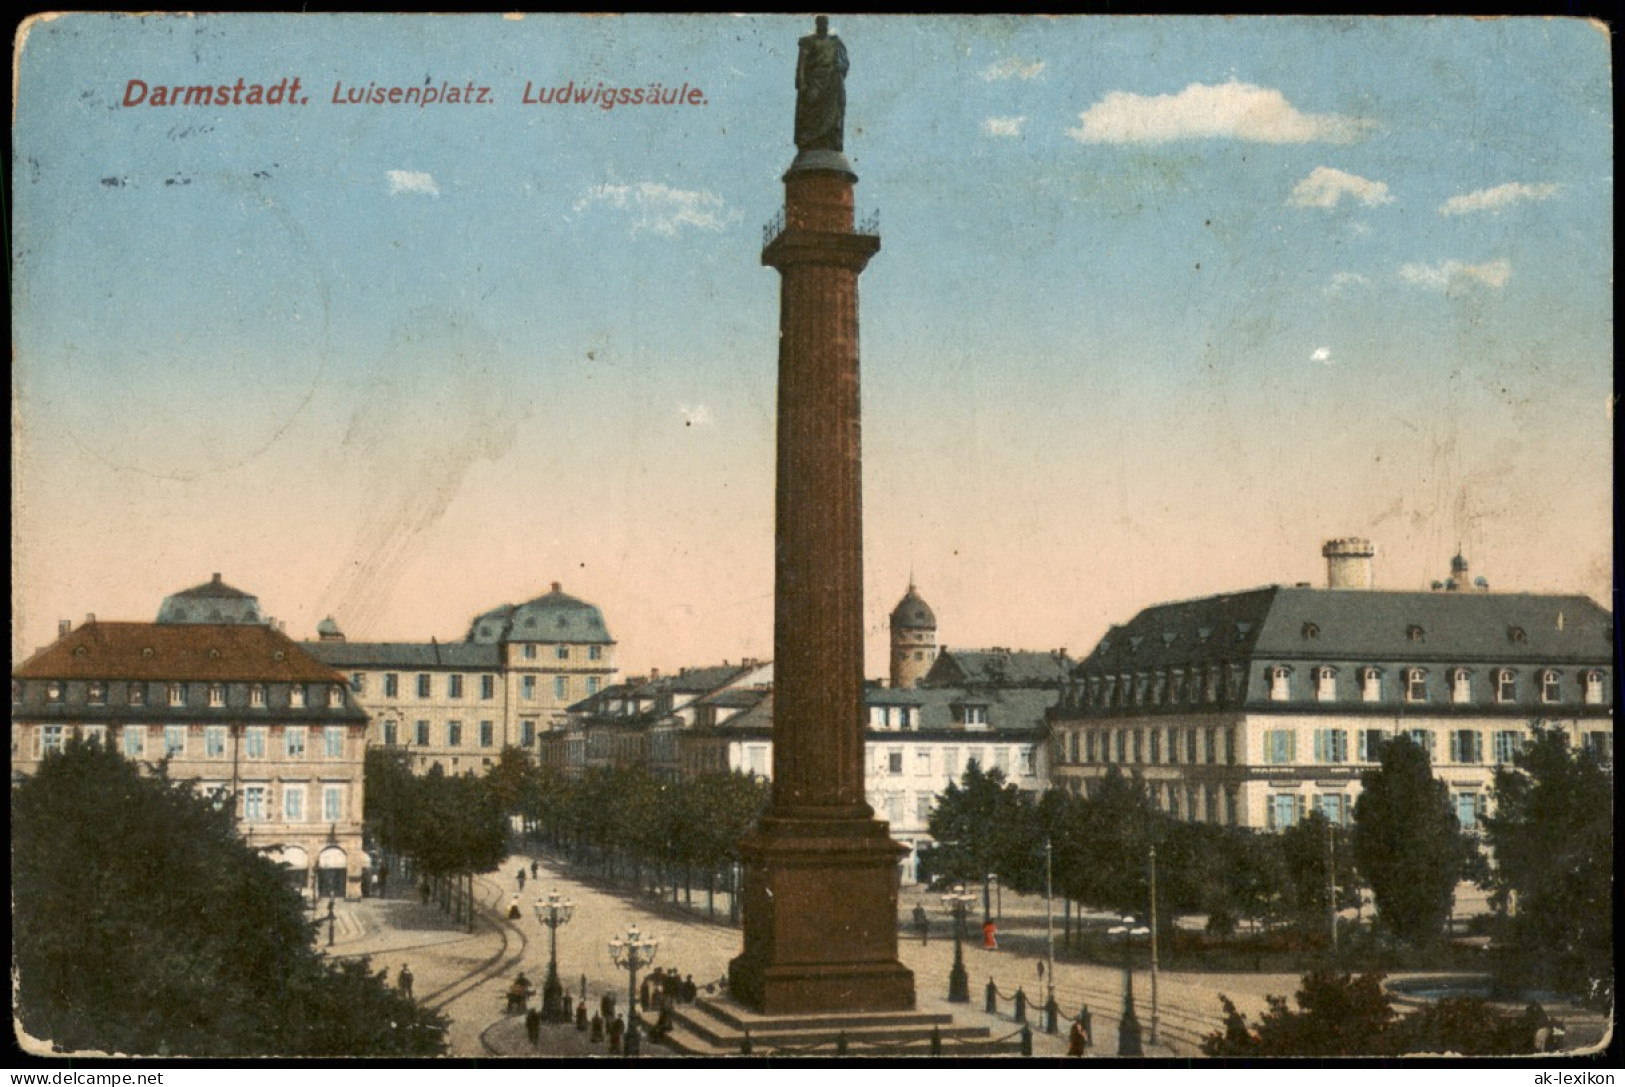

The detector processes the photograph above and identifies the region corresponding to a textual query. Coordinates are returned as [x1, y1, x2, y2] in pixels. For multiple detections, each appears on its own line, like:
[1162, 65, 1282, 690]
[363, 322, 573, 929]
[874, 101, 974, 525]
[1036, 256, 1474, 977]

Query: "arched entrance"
[317, 845, 347, 899]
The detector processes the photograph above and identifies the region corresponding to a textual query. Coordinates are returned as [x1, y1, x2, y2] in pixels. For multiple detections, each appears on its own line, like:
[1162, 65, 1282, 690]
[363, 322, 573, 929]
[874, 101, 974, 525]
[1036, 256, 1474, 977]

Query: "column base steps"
[654, 995, 1026, 1057]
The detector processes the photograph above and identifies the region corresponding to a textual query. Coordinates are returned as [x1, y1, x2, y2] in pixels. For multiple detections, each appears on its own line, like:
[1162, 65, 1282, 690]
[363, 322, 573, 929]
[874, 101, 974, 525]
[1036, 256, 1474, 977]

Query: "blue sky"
[12, 14, 1613, 674]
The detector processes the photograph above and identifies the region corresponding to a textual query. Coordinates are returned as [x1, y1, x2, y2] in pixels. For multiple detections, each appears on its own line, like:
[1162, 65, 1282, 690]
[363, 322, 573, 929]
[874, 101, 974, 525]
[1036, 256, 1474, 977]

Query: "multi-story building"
[1048, 540, 1614, 832]
[305, 582, 616, 773]
[12, 604, 371, 899]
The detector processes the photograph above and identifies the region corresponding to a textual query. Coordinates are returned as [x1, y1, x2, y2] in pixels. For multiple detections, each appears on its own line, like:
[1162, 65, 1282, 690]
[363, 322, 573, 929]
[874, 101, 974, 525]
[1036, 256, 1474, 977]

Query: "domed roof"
[890, 583, 936, 630]
[156, 573, 266, 625]
[467, 582, 613, 645]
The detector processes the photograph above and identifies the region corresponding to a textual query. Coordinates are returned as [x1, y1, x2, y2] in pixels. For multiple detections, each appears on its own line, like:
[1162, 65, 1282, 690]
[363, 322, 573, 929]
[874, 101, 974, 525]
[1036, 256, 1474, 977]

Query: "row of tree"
[13, 740, 448, 1056]
[922, 726, 1612, 1006]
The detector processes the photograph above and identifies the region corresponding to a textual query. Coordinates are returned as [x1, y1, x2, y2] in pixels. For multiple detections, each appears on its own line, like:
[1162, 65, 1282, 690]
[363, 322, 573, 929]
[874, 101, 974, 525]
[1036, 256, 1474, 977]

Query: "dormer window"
[1507, 626, 1527, 645]
[1314, 666, 1337, 702]
[1268, 666, 1291, 702]
[327, 685, 345, 708]
[249, 684, 266, 708]
[1540, 670, 1561, 704]
[168, 683, 186, 707]
[47, 682, 65, 703]
[128, 684, 146, 707]
[1361, 667, 1382, 703]
[1495, 669, 1516, 703]
[1583, 671, 1605, 705]
[1302, 622, 1319, 640]
[1406, 625, 1425, 642]
[288, 685, 306, 709]
[1404, 668, 1428, 703]
[1450, 669, 1471, 704]
[88, 681, 107, 705]
[208, 684, 225, 708]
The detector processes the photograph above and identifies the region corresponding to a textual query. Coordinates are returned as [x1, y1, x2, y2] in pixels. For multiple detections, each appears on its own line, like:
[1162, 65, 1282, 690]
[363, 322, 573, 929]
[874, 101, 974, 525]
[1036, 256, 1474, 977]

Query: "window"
[1266, 793, 1303, 830]
[350, 672, 366, 694]
[993, 747, 1010, 774]
[323, 785, 345, 823]
[324, 726, 344, 758]
[475, 720, 492, 748]
[915, 749, 932, 775]
[916, 793, 933, 821]
[1263, 729, 1296, 765]
[168, 683, 186, 707]
[447, 721, 463, 747]
[1405, 728, 1436, 758]
[589, 646, 603, 661]
[1186, 728, 1199, 764]
[1314, 666, 1336, 702]
[1084, 730, 1096, 763]
[249, 684, 266, 708]
[416, 674, 431, 698]
[284, 785, 305, 823]
[128, 683, 146, 707]
[1269, 666, 1291, 701]
[1495, 669, 1516, 703]
[1493, 730, 1522, 764]
[205, 726, 227, 758]
[522, 676, 536, 700]
[959, 704, 988, 727]
[522, 644, 538, 660]
[586, 676, 601, 697]
[966, 748, 984, 771]
[1540, 670, 1561, 704]
[164, 726, 187, 757]
[1317, 793, 1349, 826]
[244, 785, 268, 822]
[944, 746, 961, 779]
[1361, 667, 1382, 702]
[1583, 671, 1605, 705]
[124, 725, 146, 758]
[285, 727, 307, 759]
[1451, 669, 1471, 704]
[1314, 729, 1348, 763]
[888, 749, 903, 775]
[1358, 729, 1389, 762]
[81, 724, 107, 747]
[40, 725, 66, 756]
[481, 674, 496, 700]
[384, 674, 399, 698]
[327, 685, 345, 708]
[383, 721, 398, 746]
[885, 795, 905, 824]
[1404, 668, 1428, 703]
[1205, 727, 1217, 764]
[1020, 746, 1036, 776]
[746, 745, 768, 776]
[521, 720, 537, 747]
[1450, 730, 1483, 764]
[415, 720, 431, 746]
[1131, 729, 1144, 763]
[1582, 731, 1613, 764]
[556, 646, 570, 661]
[1066, 731, 1079, 764]
[289, 685, 307, 709]
[448, 674, 464, 699]
[1225, 727, 1238, 765]
[1148, 729, 1162, 763]
[1454, 792, 1481, 831]
[246, 727, 267, 759]
[201, 783, 228, 811]
[88, 681, 107, 705]
[554, 676, 569, 701]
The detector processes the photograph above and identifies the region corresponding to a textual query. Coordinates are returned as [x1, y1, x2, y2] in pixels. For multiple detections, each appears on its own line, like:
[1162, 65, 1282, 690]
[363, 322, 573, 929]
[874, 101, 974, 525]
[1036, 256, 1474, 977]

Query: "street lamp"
[1107, 914, 1149, 1056]
[608, 924, 658, 1056]
[939, 883, 975, 1003]
[533, 890, 575, 1022]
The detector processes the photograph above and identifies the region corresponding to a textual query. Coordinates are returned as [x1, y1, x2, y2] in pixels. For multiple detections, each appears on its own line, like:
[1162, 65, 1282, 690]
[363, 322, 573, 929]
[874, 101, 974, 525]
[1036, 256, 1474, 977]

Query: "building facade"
[1048, 542, 1614, 832]
[12, 617, 371, 899]
[304, 582, 617, 773]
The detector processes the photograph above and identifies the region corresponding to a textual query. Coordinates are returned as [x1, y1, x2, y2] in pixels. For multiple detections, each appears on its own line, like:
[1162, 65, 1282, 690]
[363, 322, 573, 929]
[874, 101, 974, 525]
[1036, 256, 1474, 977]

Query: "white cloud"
[1323, 271, 1370, 297]
[573, 182, 735, 236]
[982, 57, 1045, 81]
[1068, 80, 1370, 145]
[1288, 166, 1393, 209]
[1399, 259, 1512, 290]
[1311, 346, 1333, 364]
[982, 116, 1026, 138]
[678, 403, 712, 427]
[386, 170, 439, 196]
[1438, 181, 1559, 216]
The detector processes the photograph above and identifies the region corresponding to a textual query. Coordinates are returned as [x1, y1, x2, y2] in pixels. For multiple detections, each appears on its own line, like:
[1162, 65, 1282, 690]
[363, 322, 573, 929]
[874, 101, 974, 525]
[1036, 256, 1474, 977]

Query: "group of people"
[639, 967, 698, 1011]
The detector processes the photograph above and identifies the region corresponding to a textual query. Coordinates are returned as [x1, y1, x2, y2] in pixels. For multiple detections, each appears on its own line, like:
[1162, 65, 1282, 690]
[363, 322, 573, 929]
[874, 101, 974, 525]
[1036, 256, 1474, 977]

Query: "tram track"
[419, 873, 532, 1014]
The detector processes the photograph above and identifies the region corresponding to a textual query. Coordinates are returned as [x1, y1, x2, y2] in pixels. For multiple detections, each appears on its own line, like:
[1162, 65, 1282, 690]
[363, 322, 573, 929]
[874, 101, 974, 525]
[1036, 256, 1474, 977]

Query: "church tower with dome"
[889, 580, 938, 689]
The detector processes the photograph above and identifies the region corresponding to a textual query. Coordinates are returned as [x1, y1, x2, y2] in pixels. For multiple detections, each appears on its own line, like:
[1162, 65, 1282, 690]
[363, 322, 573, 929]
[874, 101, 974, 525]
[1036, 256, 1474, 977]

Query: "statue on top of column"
[794, 16, 848, 153]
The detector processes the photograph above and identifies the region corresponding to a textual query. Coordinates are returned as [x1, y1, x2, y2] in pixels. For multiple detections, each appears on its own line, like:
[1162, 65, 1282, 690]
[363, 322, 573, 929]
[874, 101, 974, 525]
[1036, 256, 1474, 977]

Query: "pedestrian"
[397, 964, 414, 999]
[640, 975, 652, 1010]
[601, 992, 616, 1020]
[517, 866, 527, 889]
[590, 1011, 604, 1043]
[531, 860, 539, 880]
[378, 863, 390, 897]
[576, 1001, 589, 1032]
[913, 904, 929, 945]
[663, 969, 679, 1006]
[1037, 960, 1045, 982]
[652, 1005, 673, 1042]
[983, 919, 998, 949]
[419, 879, 431, 905]
[607, 1013, 624, 1055]
[525, 1007, 541, 1047]
[508, 894, 521, 920]
[1067, 1018, 1090, 1057]
[681, 975, 697, 1004]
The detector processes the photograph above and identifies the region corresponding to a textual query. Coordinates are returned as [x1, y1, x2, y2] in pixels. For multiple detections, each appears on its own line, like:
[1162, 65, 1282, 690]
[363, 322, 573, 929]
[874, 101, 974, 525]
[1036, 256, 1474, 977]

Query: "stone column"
[726, 146, 915, 1014]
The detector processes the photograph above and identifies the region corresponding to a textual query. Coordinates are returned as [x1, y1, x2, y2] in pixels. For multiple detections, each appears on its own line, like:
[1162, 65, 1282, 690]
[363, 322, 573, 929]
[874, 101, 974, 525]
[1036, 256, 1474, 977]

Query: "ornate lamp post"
[608, 924, 658, 1055]
[533, 890, 575, 1022]
[1107, 914, 1149, 1056]
[940, 883, 975, 1003]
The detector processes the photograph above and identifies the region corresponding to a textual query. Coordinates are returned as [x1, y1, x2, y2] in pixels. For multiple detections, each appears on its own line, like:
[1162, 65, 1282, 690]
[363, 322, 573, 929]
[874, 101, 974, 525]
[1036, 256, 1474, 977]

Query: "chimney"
[58, 619, 71, 637]
[1322, 538, 1376, 590]
[651, 667, 660, 680]
[551, 581, 561, 593]
[85, 613, 96, 625]
[212, 572, 222, 585]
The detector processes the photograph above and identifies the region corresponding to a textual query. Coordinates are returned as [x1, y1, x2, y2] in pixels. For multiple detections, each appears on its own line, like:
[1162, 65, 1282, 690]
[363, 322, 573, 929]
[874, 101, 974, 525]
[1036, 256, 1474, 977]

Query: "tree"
[921, 761, 1032, 921]
[12, 739, 446, 1055]
[1481, 723, 1613, 1007]
[1277, 811, 1361, 938]
[1351, 735, 1460, 946]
